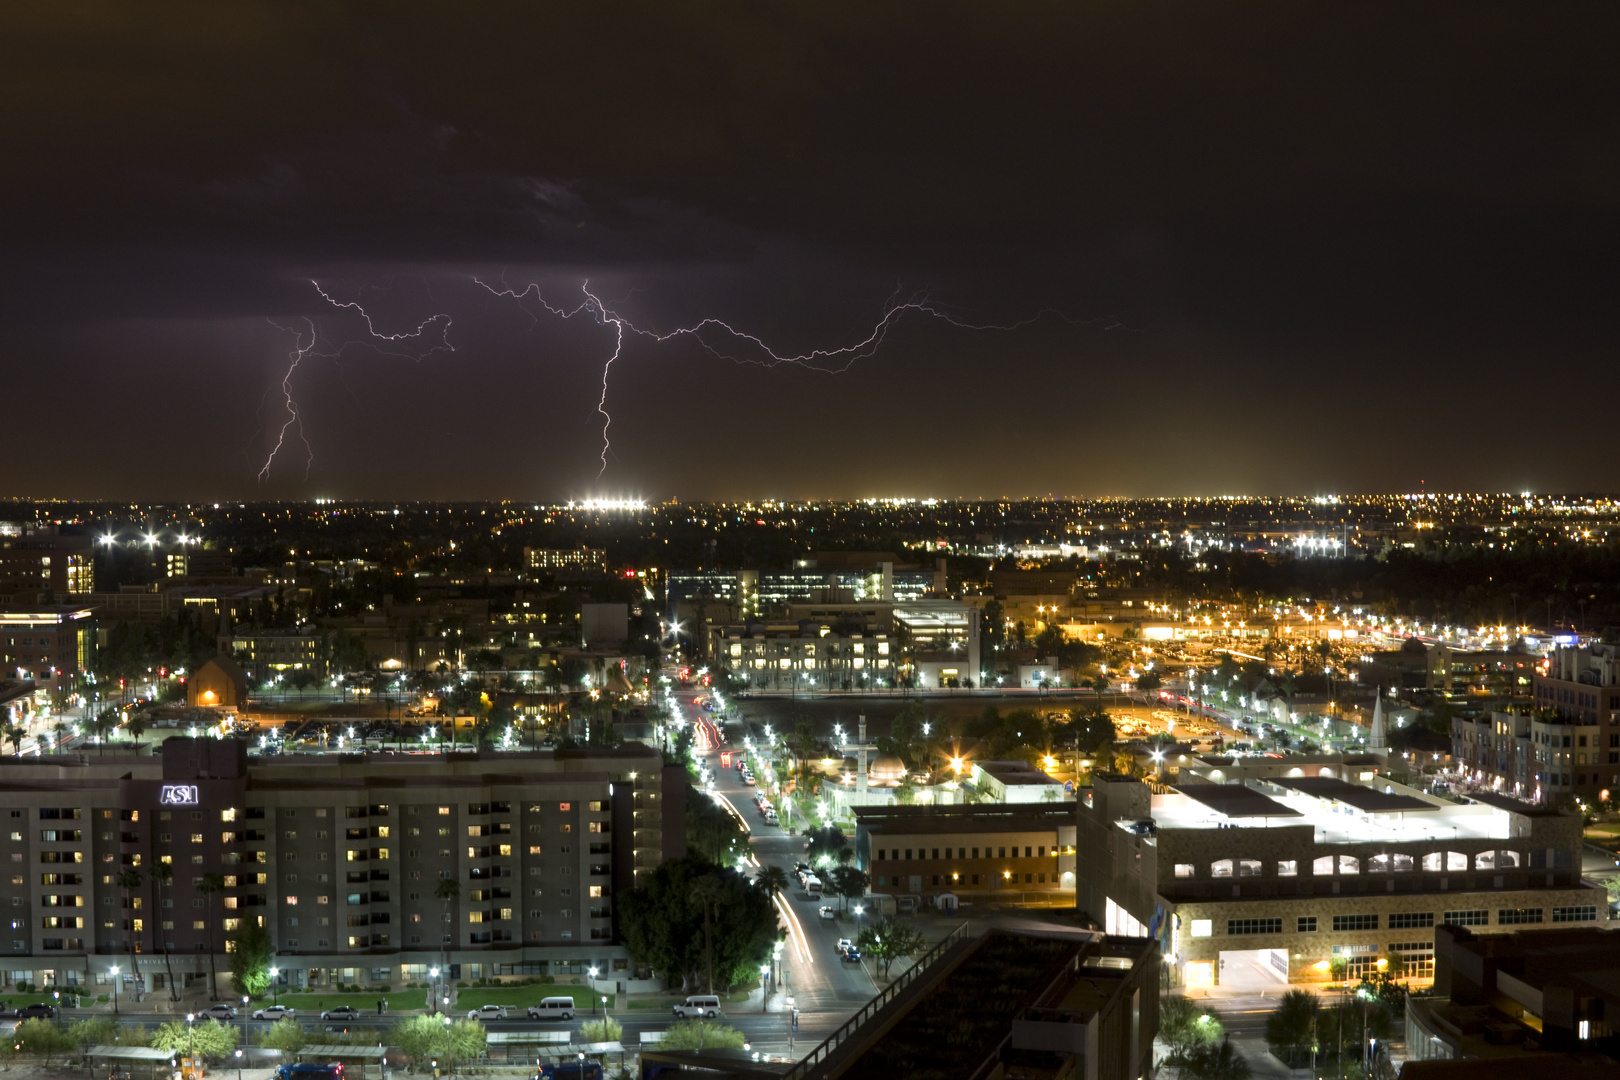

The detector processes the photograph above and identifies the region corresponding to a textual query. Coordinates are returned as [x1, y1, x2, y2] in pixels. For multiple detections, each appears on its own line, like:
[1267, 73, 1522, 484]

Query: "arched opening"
[1211, 859, 1234, 878]
[1338, 856, 1360, 875]
[1447, 852, 1468, 871]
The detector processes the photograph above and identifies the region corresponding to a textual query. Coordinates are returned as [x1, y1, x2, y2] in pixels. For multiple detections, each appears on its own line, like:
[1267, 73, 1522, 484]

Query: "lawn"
[0, 992, 89, 1009]
[266, 992, 410, 1015]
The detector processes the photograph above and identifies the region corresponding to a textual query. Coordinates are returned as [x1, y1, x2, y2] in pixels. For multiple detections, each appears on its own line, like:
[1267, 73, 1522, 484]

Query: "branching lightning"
[476, 277, 1076, 477]
[259, 281, 454, 480]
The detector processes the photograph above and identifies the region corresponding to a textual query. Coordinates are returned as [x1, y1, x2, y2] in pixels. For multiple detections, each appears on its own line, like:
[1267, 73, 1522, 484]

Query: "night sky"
[2, 2, 1615, 501]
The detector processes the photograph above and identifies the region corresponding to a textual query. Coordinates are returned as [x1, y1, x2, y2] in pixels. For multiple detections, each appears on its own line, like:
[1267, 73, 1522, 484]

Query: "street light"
[270, 967, 279, 1007]
[110, 964, 120, 1015]
[234, 1049, 243, 1080]
[761, 964, 771, 1013]
[589, 967, 599, 1014]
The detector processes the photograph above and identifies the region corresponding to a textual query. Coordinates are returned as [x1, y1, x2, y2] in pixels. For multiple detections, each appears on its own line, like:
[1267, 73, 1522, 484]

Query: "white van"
[672, 995, 722, 1019]
[804, 874, 823, 895]
[526, 997, 576, 1020]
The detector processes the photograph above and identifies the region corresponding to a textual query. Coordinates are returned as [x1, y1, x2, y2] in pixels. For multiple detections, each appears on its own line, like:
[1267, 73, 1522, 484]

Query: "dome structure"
[869, 754, 908, 787]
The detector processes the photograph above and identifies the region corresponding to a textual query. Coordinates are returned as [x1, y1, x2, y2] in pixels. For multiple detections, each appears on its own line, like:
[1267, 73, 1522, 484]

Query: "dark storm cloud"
[0, 1, 1615, 499]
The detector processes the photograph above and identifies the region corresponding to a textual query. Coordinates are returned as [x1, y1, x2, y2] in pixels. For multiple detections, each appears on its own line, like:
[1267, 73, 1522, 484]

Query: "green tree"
[855, 916, 925, 978]
[619, 854, 780, 993]
[829, 866, 869, 912]
[1158, 995, 1224, 1060]
[256, 1019, 307, 1053]
[150, 1018, 239, 1059]
[440, 1019, 487, 1070]
[579, 1016, 623, 1043]
[684, 785, 746, 863]
[229, 920, 275, 998]
[14, 1018, 76, 1061]
[660, 1019, 746, 1051]
[1175, 1040, 1252, 1080]
[804, 825, 850, 870]
[387, 1015, 446, 1067]
[1264, 989, 1320, 1068]
[5, 726, 25, 757]
[196, 872, 226, 999]
[66, 1017, 137, 1050]
[753, 865, 790, 898]
[1136, 670, 1163, 692]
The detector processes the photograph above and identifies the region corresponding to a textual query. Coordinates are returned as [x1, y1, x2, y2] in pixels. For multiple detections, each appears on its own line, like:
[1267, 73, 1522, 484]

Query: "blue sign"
[1064, 780, 1076, 794]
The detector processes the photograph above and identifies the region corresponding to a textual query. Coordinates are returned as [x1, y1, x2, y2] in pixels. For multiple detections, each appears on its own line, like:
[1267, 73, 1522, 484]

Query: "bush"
[150, 1019, 239, 1060]
[15, 1018, 77, 1061]
[660, 1020, 745, 1051]
[256, 1019, 307, 1053]
[579, 1017, 623, 1043]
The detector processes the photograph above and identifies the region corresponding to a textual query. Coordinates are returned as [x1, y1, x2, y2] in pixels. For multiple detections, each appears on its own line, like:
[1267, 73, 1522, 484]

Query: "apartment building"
[853, 804, 1076, 906]
[0, 738, 683, 993]
[709, 622, 894, 690]
[1077, 758, 1604, 989]
[0, 526, 93, 606]
[0, 607, 96, 693]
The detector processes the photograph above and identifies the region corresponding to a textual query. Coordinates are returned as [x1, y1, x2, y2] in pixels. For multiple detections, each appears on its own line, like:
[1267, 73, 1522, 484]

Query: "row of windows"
[1196, 906, 1596, 936]
[874, 845, 1063, 861]
[1176, 850, 1553, 879]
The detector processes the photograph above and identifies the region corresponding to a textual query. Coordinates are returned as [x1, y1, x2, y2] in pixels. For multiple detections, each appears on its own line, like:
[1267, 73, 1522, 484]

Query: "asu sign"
[159, 785, 200, 806]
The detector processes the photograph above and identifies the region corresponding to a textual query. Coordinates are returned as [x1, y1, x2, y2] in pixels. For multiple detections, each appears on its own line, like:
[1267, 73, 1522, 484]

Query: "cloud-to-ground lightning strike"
[476, 277, 1075, 476]
[259, 282, 454, 480]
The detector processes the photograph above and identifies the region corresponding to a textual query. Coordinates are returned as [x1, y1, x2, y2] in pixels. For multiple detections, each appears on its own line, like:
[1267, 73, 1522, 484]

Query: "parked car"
[835, 938, 853, 954]
[320, 1006, 362, 1021]
[253, 1005, 297, 1021]
[14, 1004, 56, 1020]
[467, 1004, 508, 1020]
[198, 1004, 238, 1021]
[527, 997, 577, 1021]
[841, 947, 862, 963]
[743, 775, 756, 786]
[275, 1065, 342, 1080]
[672, 995, 721, 1019]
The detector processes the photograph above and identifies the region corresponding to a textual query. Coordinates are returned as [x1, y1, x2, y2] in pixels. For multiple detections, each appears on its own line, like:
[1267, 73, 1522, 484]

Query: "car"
[793, 861, 809, 876]
[199, 1004, 238, 1021]
[253, 1005, 297, 1021]
[841, 947, 862, 963]
[743, 775, 757, 786]
[835, 938, 853, 954]
[672, 995, 721, 1019]
[818, 905, 836, 920]
[467, 1004, 508, 1020]
[14, 1004, 56, 1019]
[528, 997, 577, 1021]
[320, 1006, 362, 1021]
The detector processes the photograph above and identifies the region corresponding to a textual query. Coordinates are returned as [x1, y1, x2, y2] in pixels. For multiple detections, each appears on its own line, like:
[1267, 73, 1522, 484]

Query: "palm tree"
[688, 876, 723, 995]
[126, 716, 148, 753]
[196, 872, 225, 1000]
[115, 869, 143, 997]
[434, 876, 460, 999]
[5, 726, 25, 758]
[151, 863, 180, 1000]
[753, 866, 790, 899]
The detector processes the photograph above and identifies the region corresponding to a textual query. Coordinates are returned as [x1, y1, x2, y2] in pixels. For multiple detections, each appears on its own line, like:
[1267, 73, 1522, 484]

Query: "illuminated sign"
[159, 785, 200, 806]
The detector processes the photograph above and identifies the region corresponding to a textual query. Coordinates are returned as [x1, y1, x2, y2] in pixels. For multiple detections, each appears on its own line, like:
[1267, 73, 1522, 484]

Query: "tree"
[196, 872, 226, 999]
[1136, 670, 1163, 692]
[4, 726, 24, 757]
[13, 1018, 76, 1061]
[619, 854, 780, 993]
[1158, 995, 1224, 1060]
[753, 865, 791, 898]
[660, 1019, 746, 1051]
[115, 868, 144, 992]
[256, 1019, 307, 1052]
[855, 917, 925, 978]
[229, 920, 275, 998]
[151, 862, 181, 1000]
[579, 1016, 623, 1043]
[66, 1018, 127, 1050]
[689, 875, 723, 995]
[804, 825, 850, 870]
[829, 866, 869, 912]
[1175, 1040, 1252, 1080]
[386, 1016, 486, 1072]
[1264, 989, 1319, 1068]
[150, 1018, 239, 1060]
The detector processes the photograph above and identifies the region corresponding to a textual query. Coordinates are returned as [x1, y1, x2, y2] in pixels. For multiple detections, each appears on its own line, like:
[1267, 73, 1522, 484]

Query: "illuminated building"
[523, 547, 607, 572]
[0, 606, 96, 692]
[0, 738, 681, 993]
[1077, 760, 1602, 989]
[0, 526, 93, 605]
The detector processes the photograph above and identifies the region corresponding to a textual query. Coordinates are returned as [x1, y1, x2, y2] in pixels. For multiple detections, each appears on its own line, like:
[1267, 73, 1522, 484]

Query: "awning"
[86, 1047, 175, 1061]
[296, 1046, 387, 1060]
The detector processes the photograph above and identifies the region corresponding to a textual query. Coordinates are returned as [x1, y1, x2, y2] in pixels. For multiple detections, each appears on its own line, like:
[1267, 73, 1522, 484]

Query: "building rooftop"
[1172, 782, 1302, 819]
[1263, 775, 1437, 814]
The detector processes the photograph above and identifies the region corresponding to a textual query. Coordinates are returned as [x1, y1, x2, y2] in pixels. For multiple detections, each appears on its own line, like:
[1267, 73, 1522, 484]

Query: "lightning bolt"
[258, 282, 454, 480]
[477, 277, 1074, 477]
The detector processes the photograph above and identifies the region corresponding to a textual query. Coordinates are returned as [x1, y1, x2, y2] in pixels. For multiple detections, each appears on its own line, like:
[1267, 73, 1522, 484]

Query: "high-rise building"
[0, 739, 683, 994]
[0, 526, 93, 605]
